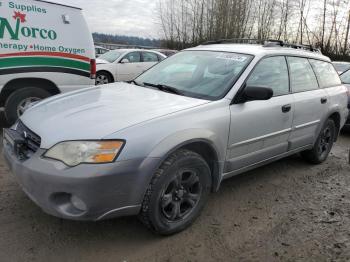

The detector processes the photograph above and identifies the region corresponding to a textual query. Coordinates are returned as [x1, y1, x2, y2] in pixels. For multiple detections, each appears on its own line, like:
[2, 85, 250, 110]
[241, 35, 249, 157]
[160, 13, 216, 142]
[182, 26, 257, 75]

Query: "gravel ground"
[0, 131, 349, 262]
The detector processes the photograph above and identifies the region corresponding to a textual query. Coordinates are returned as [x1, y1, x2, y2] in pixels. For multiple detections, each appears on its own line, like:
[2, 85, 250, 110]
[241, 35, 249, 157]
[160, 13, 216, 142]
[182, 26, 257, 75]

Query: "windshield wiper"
[143, 82, 184, 96]
[128, 80, 142, 86]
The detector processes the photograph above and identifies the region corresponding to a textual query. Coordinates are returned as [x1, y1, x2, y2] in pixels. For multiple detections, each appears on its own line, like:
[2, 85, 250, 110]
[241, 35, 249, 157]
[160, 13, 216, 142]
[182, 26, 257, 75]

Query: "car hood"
[21, 83, 210, 149]
[96, 58, 110, 64]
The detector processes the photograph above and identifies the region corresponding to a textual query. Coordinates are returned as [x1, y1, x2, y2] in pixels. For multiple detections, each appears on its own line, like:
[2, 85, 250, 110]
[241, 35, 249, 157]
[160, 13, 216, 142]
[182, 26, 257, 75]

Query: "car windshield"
[333, 62, 350, 73]
[98, 50, 123, 63]
[135, 50, 253, 100]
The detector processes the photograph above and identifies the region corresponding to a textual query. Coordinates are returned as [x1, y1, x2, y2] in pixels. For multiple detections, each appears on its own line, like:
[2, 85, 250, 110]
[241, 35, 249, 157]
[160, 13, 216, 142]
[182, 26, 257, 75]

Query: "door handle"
[321, 97, 327, 104]
[282, 104, 291, 113]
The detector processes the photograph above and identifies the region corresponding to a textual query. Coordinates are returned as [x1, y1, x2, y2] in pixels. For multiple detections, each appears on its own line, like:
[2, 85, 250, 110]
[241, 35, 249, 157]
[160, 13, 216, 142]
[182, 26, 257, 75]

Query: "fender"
[145, 128, 227, 191]
[148, 128, 224, 159]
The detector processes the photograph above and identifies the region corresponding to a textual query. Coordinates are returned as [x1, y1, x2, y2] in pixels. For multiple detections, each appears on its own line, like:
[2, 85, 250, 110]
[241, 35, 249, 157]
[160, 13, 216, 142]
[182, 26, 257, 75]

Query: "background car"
[95, 49, 166, 85]
[339, 69, 350, 129]
[95, 45, 110, 57]
[332, 61, 350, 74]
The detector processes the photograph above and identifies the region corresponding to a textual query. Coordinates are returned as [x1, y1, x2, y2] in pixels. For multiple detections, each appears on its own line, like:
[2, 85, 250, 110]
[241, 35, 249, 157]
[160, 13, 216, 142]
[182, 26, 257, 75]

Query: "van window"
[246, 56, 289, 96]
[309, 60, 341, 88]
[142, 52, 159, 62]
[287, 57, 319, 92]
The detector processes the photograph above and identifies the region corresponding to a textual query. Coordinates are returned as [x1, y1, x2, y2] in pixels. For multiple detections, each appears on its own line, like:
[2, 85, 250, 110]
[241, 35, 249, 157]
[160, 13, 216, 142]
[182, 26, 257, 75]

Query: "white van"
[0, 0, 95, 124]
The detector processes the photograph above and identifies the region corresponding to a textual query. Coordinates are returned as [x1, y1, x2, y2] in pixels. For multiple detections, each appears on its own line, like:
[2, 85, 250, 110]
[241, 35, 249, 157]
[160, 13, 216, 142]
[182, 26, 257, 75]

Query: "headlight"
[44, 140, 125, 166]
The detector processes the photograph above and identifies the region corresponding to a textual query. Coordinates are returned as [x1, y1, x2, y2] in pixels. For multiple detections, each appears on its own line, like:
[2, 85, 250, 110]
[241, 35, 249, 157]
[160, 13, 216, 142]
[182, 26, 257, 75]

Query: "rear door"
[141, 51, 160, 72]
[287, 57, 328, 150]
[116, 51, 142, 81]
[311, 59, 348, 127]
[226, 56, 294, 172]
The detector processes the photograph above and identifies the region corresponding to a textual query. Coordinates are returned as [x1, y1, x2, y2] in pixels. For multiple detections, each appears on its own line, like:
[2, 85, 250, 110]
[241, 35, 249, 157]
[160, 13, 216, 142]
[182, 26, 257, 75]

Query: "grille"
[16, 120, 41, 153]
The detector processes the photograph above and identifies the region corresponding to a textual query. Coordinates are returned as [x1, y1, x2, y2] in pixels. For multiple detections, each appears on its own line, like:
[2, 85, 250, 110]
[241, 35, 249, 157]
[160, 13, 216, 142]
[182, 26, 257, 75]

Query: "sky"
[55, 0, 161, 39]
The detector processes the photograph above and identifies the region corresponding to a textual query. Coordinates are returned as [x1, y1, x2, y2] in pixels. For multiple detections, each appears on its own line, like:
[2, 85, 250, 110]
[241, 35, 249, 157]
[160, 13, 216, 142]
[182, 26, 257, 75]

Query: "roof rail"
[201, 38, 321, 53]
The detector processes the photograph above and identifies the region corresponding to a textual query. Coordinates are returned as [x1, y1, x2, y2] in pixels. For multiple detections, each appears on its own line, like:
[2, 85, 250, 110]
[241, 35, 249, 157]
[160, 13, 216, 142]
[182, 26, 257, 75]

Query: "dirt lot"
[0, 131, 349, 262]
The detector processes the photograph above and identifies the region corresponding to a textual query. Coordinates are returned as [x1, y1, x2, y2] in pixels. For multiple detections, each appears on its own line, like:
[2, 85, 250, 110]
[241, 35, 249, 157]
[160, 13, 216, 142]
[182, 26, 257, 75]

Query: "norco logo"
[0, 11, 57, 40]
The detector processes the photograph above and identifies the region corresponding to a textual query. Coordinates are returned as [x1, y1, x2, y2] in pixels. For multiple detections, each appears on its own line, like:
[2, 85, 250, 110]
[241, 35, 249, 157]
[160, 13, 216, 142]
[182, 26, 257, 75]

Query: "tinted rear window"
[310, 60, 341, 88]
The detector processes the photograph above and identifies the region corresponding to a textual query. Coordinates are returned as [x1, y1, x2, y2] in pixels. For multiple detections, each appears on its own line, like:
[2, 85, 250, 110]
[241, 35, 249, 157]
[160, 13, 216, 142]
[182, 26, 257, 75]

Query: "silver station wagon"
[3, 40, 349, 235]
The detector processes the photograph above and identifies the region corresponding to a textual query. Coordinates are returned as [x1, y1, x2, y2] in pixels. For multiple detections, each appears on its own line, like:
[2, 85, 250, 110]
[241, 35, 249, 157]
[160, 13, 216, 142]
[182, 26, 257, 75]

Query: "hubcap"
[17, 97, 41, 117]
[318, 126, 332, 156]
[95, 74, 109, 85]
[160, 169, 201, 221]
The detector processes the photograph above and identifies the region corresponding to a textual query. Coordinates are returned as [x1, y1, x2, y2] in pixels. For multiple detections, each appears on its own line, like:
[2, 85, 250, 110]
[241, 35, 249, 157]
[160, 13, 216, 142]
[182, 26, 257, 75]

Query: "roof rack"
[201, 38, 321, 53]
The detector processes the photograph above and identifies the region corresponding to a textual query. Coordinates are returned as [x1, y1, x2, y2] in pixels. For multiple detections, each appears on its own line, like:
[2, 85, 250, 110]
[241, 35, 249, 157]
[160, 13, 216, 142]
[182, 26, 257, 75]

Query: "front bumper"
[3, 138, 160, 221]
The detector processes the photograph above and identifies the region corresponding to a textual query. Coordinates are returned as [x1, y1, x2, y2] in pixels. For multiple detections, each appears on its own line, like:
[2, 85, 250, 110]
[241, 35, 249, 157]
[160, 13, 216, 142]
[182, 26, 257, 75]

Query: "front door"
[226, 56, 294, 172]
[116, 51, 143, 81]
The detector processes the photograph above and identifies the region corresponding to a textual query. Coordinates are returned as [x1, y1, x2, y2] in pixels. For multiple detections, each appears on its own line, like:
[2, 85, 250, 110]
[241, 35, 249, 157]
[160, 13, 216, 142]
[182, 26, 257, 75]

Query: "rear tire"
[139, 149, 211, 235]
[301, 119, 336, 164]
[4, 87, 51, 125]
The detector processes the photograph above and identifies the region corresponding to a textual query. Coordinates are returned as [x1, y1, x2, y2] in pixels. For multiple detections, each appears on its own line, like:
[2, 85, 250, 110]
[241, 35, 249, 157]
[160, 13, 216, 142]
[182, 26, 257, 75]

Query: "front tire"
[4, 87, 51, 125]
[139, 149, 212, 235]
[301, 119, 336, 164]
[95, 71, 112, 85]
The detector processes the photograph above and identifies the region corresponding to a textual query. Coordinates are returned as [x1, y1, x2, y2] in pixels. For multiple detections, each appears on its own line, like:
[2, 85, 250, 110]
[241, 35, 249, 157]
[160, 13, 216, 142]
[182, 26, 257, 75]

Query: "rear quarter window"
[309, 60, 341, 88]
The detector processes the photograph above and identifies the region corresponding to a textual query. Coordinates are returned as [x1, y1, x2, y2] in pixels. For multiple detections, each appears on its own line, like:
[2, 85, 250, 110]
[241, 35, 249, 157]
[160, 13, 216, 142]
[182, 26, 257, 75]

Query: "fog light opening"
[50, 192, 87, 217]
[70, 195, 87, 212]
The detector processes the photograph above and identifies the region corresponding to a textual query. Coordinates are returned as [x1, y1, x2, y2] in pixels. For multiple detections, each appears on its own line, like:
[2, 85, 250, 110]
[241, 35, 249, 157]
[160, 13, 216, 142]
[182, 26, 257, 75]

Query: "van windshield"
[135, 51, 253, 100]
[99, 50, 123, 63]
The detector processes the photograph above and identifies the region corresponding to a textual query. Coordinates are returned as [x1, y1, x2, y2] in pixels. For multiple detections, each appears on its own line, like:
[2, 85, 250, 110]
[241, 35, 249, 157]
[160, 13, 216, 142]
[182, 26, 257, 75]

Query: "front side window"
[309, 60, 341, 88]
[246, 56, 289, 96]
[287, 57, 319, 92]
[142, 52, 159, 62]
[135, 51, 253, 100]
[123, 52, 141, 63]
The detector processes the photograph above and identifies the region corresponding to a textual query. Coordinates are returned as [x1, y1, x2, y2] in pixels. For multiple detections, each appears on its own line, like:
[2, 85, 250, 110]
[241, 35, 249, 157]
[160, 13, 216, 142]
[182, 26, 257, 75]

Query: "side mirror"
[243, 85, 273, 102]
[120, 58, 130, 64]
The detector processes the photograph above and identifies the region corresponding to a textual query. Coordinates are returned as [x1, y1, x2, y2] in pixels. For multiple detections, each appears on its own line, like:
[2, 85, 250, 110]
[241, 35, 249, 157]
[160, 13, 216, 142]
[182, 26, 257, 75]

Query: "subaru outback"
[3, 40, 349, 235]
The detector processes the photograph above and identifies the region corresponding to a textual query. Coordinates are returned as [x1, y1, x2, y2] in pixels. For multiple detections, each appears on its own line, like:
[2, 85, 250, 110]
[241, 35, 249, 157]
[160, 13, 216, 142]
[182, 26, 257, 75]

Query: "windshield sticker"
[216, 53, 247, 62]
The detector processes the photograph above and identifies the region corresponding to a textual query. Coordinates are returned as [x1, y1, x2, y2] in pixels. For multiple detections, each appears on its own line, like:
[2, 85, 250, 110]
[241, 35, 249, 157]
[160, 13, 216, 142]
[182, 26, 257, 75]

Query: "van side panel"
[0, 0, 95, 90]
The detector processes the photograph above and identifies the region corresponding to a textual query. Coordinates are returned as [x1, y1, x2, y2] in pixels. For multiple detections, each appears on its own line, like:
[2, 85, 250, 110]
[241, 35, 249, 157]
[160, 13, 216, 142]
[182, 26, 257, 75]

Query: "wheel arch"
[148, 138, 224, 192]
[0, 78, 60, 107]
[96, 70, 115, 83]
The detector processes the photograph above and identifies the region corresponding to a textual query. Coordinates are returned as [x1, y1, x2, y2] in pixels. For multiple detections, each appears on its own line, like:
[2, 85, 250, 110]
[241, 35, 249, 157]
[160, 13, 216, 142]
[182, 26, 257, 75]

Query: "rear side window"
[246, 56, 289, 96]
[287, 57, 318, 92]
[142, 52, 159, 62]
[309, 60, 341, 88]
